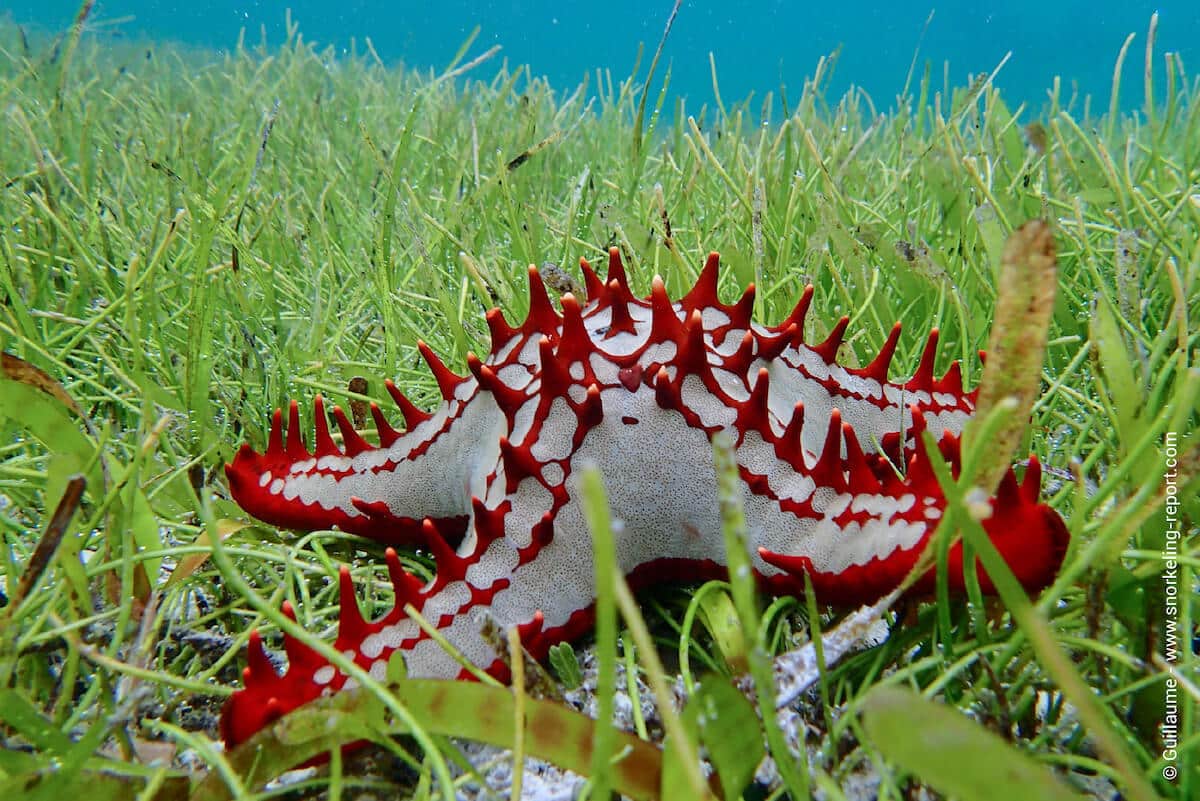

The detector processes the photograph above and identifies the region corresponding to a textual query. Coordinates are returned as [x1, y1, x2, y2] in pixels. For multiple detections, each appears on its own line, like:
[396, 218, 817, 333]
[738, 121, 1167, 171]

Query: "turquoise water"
[5, 1, 1196, 113]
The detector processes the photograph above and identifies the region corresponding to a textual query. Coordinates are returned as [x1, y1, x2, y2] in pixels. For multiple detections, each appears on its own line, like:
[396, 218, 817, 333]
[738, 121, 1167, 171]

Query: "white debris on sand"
[771, 591, 898, 710]
[456, 741, 585, 801]
[457, 597, 899, 799]
[456, 646, 659, 800]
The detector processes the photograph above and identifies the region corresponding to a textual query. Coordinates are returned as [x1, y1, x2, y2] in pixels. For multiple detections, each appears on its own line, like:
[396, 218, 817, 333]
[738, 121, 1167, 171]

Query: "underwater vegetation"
[0, 9, 1197, 801]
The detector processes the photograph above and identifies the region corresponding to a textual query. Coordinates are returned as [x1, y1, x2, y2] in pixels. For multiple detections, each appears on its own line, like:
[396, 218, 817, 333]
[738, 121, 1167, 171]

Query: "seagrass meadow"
[0, 14, 1197, 801]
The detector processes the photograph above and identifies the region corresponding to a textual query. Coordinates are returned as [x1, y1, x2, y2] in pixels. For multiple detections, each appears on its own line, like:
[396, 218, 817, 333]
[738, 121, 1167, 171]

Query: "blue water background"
[5, 1, 1197, 114]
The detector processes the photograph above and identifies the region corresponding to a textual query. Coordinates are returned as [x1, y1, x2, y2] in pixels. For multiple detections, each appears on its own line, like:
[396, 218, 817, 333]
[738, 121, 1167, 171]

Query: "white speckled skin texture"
[221, 249, 1068, 746]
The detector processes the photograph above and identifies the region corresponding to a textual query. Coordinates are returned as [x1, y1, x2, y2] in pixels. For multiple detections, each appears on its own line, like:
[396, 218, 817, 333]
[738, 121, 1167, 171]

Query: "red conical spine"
[907, 328, 940, 391]
[537, 336, 574, 402]
[485, 308, 516, 346]
[467, 353, 527, 415]
[369, 402, 401, 447]
[675, 310, 711, 379]
[577, 383, 604, 429]
[723, 330, 757, 376]
[499, 436, 543, 493]
[841, 421, 882, 494]
[937, 361, 964, 396]
[385, 379, 432, 429]
[681, 252, 721, 313]
[736, 368, 774, 441]
[606, 279, 639, 336]
[385, 547, 426, 609]
[312, 395, 341, 457]
[758, 324, 797, 362]
[332, 405, 372, 456]
[420, 518, 468, 585]
[729, 283, 756, 329]
[418, 341, 466, 401]
[859, 321, 902, 383]
[811, 316, 850, 364]
[266, 408, 285, 456]
[654, 365, 679, 409]
[775, 283, 815, 335]
[557, 294, 591, 363]
[605, 247, 633, 303]
[778, 401, 806, 465]
[336, 565, 369, 645]
[285, 399, 308, 459]
[810, 408, 848, 493]
[649, 276, 683, 343]
[470, 497, 508, 552]
[279, 601, 324, 674]
[245, 629, 276, 684]
[524, 265, 560, 336]
[579, 256, 604, 302]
